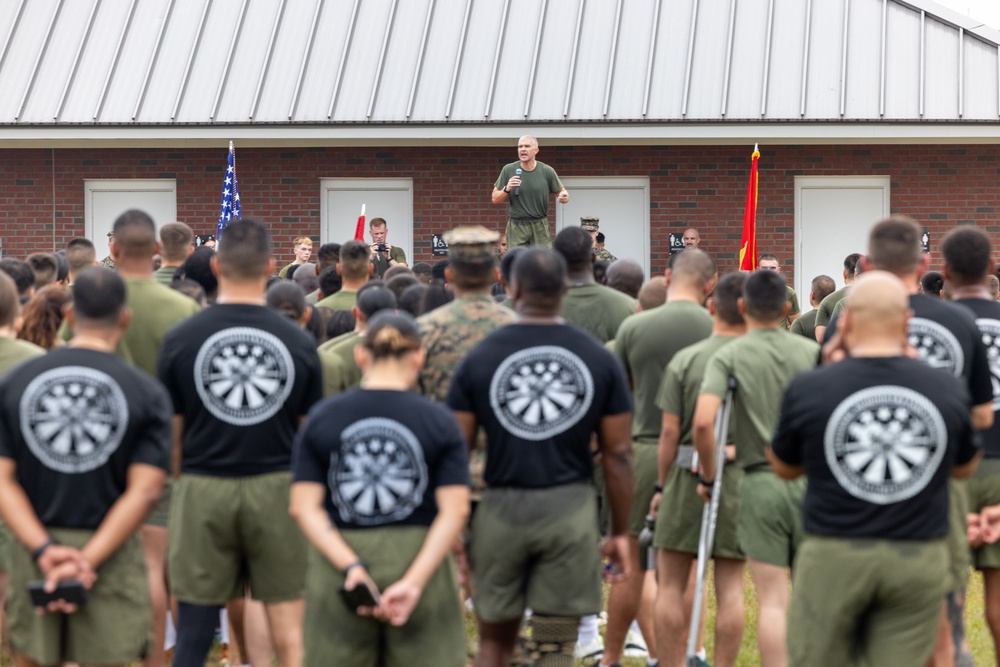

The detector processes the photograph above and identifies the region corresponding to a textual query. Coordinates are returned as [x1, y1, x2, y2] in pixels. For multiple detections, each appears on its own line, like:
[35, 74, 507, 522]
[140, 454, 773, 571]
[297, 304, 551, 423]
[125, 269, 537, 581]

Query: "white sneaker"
[623, 629, 649, 658]
[573, 634, 604, 660]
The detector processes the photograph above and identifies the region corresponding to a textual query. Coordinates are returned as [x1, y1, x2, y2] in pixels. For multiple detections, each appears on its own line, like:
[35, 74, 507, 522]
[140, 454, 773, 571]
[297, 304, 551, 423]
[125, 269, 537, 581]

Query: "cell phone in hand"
[339, 581, 379, 612]
[27, 579, 88, 608]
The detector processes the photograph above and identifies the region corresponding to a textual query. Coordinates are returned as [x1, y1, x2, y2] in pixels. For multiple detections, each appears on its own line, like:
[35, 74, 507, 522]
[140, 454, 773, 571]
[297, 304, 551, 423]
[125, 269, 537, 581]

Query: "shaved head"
[843, 271, 910, 350]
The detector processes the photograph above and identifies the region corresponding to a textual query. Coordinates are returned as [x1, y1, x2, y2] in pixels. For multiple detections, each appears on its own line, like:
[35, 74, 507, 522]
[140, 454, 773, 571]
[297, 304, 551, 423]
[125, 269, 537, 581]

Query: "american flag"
[216, 141, 241, 243]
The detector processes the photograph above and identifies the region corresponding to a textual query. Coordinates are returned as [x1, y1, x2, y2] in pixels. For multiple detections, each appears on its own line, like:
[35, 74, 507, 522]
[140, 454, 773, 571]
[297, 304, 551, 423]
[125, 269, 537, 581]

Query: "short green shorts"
[947, 478, 971, 589]
[628, 442, 659, 538]
[653, 463, 743, 560]
[788, 536, 947, 667]
[0, 518, 12, 571]
[737, 471, 805, 568]
[168, 471, 307, 605]
[304, 526, 465, 667]
[470, 482, 602, 622]
[8, 528, 151, 666]
[144, 478, 172, 528]
[506, 217, 552, 248]
[967, 459, 1000, 570]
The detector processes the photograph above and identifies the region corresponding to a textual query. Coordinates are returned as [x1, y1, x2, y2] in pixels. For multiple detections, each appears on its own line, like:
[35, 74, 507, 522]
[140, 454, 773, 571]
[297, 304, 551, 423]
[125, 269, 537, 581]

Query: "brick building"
[1, 0, 999, 296]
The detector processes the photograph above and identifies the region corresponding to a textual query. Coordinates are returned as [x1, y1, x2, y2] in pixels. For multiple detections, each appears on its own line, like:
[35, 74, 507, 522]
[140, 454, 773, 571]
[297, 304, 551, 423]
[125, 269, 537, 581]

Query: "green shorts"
[967, 459, 1000, 570]
[304, 526, 465, 667]
[628, 442, 659, 537]
[506, 217, 552, 248]
[737, 471, 805, 568]
[0, 518, 12, 571]
[470, 483, 601, 622]
[653, 464, 743, 560]
[8, 528, 151, 666]
[788, 536, 947, 667]
[144, 478, 172, 528]
[947, 478, 971, 589]
[168, 471, 307, 605]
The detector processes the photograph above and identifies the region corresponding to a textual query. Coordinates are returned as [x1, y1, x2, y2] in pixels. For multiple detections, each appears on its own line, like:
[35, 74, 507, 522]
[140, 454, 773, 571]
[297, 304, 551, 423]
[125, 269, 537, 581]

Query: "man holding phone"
[0, 267, 172, 666]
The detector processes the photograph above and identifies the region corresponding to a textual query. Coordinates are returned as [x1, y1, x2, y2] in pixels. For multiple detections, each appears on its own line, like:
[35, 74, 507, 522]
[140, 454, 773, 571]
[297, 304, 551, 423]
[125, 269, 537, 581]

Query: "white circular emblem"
[824, 385, 947, 505]
[977, 318, 1000, 410]
[489, 345, 595, 441]
[19, 366, 129, 474]
[194, 327, 295, 426]
[329, 418, 427, 525]
[908, 317, 964, 377]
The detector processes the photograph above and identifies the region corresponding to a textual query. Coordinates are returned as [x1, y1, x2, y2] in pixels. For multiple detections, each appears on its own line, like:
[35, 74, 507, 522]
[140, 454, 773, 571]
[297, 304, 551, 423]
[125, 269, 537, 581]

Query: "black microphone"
[514, 168, 522, 197]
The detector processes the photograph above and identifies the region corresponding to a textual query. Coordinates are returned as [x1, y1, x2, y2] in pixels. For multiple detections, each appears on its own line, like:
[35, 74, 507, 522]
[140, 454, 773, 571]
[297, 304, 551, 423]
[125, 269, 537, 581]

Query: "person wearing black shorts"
[158, 217, 323, 666]
[0, 267, 172, 666]
[770, 271, 981, 666]
[448, 247, 634, 667]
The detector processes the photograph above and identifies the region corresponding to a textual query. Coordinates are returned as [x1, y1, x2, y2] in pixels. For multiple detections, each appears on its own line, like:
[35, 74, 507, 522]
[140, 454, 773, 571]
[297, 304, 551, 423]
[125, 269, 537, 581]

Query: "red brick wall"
[1, 144, 998, 276]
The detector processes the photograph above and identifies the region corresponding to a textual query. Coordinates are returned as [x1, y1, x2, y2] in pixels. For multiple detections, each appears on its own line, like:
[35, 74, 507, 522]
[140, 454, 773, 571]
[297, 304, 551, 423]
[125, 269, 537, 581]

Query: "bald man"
[769, 272, 981, 666]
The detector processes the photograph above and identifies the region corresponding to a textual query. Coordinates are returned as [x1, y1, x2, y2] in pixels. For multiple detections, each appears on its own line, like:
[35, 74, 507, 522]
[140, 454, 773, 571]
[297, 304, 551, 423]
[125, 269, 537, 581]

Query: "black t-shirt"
[0, 348, 172, 529]
[825, 294, 993, 408]
[158, 304, 324, 476]
[772, 356, 978, 539]
[954, 297, 1000, 457]
[447, 323, 632, 488]
[292, 389, 470, 529]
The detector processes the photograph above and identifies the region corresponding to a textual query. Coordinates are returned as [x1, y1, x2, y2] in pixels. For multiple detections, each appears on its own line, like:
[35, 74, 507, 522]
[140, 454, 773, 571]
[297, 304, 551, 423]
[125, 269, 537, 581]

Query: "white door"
[555, 177, 650, 279]
[794, 176, 891, 300]
[320, 179, 413, 262]
[85, 180, 177, 252]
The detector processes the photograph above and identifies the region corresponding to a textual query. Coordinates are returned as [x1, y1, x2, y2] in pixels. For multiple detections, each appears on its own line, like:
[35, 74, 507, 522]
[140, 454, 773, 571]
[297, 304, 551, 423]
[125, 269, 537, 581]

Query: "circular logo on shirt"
[824, 385, 947, 505]
[489, 345, 595, 441]
[977, 318, 1000, 410]
[19, 366, 129, 474]
[329, 418, 428, 525]
[194, 327, 295, 426]
[908, 317, 964, 377]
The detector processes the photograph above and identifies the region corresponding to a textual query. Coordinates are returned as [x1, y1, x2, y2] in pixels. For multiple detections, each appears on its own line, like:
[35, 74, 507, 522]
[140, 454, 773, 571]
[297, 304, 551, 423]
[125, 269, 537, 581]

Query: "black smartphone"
[339, 582, 378, 611]
[27, 580, 88, 608]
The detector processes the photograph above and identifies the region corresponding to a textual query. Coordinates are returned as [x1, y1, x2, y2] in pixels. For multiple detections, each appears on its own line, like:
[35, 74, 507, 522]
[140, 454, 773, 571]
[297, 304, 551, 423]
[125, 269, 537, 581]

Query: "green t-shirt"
[153, 265, 178, 287]
[789, 309, 818, 341]
[780, 285, 801, 330]
[815, 285, 850, 328]
[700, 328, 819, 470]
[316, 289, 358, 312]
[657, 335, 739, 446]
[372, 246, 407, 278]
[305, 289, 320, 305]
[560, 283, 636, 344]
[615, 300, 712, 443]
[318, 332, 363, 396]
[494, 161, 563, 220]
[0, 337, 45, 377]
[830, 297, 847, 322]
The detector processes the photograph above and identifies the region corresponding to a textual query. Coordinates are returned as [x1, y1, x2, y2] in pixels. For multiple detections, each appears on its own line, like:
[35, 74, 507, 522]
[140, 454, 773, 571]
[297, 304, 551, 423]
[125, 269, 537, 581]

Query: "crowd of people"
[0, 134, 997, 667]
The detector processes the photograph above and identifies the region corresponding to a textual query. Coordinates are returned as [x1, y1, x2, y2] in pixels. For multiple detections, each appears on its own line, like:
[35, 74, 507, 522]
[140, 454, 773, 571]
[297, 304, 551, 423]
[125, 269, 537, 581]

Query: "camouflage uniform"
[99, 256, 117, 270]
[594, 245, 617, 264]
[418, 226, 516, 496]
[581, 215, 616, 264]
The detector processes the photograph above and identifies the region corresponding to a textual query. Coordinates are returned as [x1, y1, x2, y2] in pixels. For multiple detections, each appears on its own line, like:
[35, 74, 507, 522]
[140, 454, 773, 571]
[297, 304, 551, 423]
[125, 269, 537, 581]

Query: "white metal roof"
[0, 0, 998, 142]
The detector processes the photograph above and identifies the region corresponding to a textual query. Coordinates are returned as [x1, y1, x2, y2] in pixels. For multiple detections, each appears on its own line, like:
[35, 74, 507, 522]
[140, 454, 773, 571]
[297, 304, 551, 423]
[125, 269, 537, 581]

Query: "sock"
[647, 661, 659, 667]
[577, 614, 599, 646]
[173, 602, 222, 666]
[697, 648, 707, 659]
[628, 619, 641, 635]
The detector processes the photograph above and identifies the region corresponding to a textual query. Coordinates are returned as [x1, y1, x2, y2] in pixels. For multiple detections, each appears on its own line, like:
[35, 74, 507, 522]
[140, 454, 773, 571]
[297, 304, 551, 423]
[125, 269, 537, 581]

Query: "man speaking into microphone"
[492, 135, 569, 249]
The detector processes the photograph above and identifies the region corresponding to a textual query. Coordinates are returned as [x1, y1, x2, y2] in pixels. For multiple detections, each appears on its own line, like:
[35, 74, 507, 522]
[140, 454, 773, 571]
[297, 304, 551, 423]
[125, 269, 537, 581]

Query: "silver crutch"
[686, 376, 737, 667]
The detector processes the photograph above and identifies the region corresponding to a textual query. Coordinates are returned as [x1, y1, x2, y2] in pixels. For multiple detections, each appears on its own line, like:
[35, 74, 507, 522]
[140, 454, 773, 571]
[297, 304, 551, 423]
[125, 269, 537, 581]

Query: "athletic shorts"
[653, 464, 743, 560]
[168, 471, 307, 605]
[8, 528, 151, 666]
[737, 471, 805, 568]
[788, 536, 947, 667]
[628, 442, 659, 538]
[470, 482, 602, 622]
[966, 459, 1000, 570]
[144, 478, 172, 528]
[304, 525, 465, 667]
[0, 518, 11, 571]
[947, 478, 971, 589]
[505, 217, 552, 248]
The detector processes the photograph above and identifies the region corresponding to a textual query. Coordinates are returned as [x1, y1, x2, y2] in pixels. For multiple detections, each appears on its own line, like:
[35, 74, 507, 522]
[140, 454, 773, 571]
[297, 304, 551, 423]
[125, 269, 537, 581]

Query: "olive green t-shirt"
[815, 285, 850, 328]
[780, 285, 801, 330]
[615, 300, 712, 443]
[318, 332, 362, 396]
[789, 309, 818, 341]
[657, 335, 740, 446]
[316, 289, 357, 312]
[0, 337, 45, 377]
[494, 161, 563, 220]
[152, 265, 178, 287]
[700, 328, 819, 470]
[560, 283, 636, 344]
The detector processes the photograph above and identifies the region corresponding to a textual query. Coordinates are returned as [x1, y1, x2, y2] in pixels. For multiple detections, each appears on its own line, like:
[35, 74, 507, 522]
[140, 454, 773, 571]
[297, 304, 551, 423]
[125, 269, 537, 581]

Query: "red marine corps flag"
[739, 144, 760, 271]
[354, 204, 366, 241]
